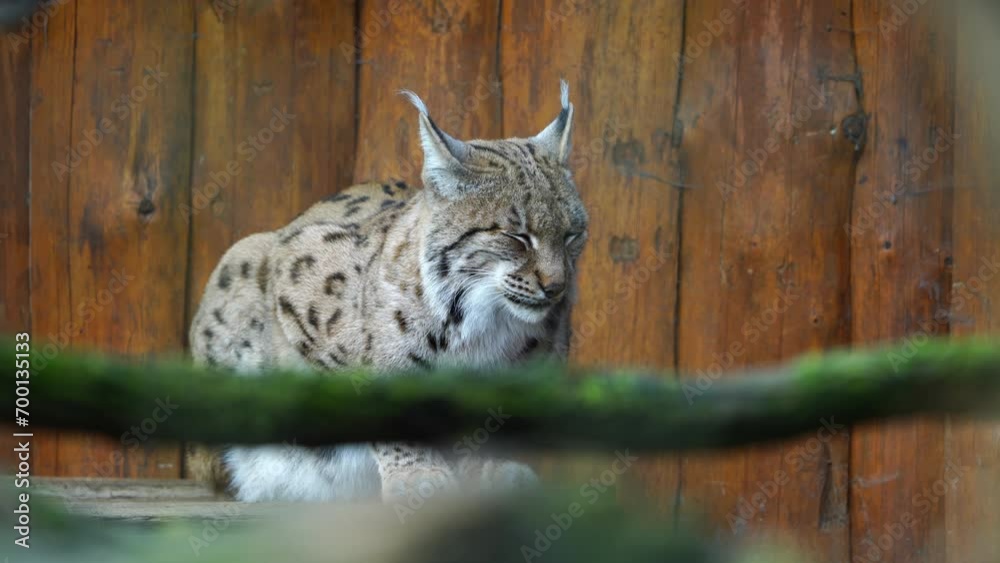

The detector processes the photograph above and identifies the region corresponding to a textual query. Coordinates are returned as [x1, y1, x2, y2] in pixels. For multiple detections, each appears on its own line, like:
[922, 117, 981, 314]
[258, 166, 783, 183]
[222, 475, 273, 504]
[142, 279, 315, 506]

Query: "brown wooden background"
[2, 1, 998, 561]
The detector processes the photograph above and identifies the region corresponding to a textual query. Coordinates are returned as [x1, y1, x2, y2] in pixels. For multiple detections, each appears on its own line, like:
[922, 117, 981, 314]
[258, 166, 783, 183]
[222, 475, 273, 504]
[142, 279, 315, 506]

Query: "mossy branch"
[2, 337, 999, 451]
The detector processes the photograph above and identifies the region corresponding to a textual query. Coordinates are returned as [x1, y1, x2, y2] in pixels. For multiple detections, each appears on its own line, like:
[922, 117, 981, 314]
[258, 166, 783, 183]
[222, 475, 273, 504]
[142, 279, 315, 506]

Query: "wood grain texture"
[0, 2, 31, 337]
[186, 0, 357, 333]
[946, 2, 1000, 561]
[25, 0, 78, 476]
[500, 0, 684, 512]
[849, 1, 955, 562]
[674, 1, 858, 559]
[289, 0, 358, 200]
[185, 0, 241, 329]
[0, 8, 33, 474]
[46, 0, 196, 478]
[352, 0, 501, 183]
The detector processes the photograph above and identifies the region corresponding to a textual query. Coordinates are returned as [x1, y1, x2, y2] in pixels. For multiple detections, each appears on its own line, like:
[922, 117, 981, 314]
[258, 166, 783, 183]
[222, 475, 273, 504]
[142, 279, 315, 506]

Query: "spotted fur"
[188, 81, 587, 503]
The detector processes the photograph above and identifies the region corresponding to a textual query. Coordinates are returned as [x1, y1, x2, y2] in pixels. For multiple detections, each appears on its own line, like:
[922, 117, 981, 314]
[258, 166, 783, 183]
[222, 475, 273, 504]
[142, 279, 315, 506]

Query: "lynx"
[188, 81, 588, 502]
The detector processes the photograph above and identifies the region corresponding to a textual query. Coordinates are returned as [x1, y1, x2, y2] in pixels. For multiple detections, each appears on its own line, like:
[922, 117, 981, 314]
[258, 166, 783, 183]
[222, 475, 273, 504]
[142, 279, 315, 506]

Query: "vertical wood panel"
[353, 0, 501, 183]
[27, 0, 77, 476]
[0, 10, 33, 473]
[186, 0, 240, 329]
[669, 0, 741, 535]
[50, 0, 196, 478]
[849, 1, 955, 561]
[501, 0, 684, 510]
[675, 1, 857, 559]
[0, 11, 31, 336]
[186, 0, 357, 335]
[946, 2, 1000, 561]
[290, 1, 358, 205]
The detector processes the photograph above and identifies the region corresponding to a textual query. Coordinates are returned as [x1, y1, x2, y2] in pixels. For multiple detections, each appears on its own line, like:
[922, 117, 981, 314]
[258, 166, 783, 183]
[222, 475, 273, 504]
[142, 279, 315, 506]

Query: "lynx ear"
[401, 90, 471, 198]
[532, 80, 574, 164]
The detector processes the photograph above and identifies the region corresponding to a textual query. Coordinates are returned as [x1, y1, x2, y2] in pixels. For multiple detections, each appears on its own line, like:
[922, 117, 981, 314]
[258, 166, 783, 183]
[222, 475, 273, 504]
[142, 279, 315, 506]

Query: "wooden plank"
[946, 2, 1000, 561]
[500, 0, 684, 512]
[225, 0, 294, 239]
[54, 0, 195, 478]
[36, 477, 218, 500]
[26, 0, 77, 477]
[849, 1, 955, 562]
[352, 0, 501, 183]
[290, 0, 358, 202]
[62, 499, 265, 522]
[185, 0, 241, 329]
[186, 0, 357, 333]
[0, 4, 32, 474]
[0, 0, 31, 335]
[674, 1, 857, 559]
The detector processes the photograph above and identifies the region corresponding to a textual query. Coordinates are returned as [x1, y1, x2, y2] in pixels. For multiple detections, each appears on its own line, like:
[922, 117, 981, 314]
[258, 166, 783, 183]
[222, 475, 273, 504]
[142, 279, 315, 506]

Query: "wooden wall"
[1, 1, 997, 561]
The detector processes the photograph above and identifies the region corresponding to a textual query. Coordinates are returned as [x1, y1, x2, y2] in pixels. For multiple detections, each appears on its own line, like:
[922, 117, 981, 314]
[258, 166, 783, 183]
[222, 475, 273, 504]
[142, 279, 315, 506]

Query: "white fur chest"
[435, 282, 546, 369]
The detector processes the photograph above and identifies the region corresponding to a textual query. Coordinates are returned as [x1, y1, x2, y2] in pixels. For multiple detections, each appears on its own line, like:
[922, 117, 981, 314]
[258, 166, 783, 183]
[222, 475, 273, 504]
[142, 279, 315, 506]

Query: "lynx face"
[427, 148, 588, 324]
[407, 82, 588, 325]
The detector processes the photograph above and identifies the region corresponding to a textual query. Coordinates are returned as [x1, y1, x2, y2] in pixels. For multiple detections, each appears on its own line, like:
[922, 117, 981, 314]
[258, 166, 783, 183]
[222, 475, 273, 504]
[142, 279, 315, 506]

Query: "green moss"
[1, 335, 999, 452]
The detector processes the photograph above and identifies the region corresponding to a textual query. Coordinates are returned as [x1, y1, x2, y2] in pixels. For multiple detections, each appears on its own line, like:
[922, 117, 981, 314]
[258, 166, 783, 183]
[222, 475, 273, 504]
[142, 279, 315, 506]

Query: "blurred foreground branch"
[2, 337, 999, 451]
[5, 484, 750, 563]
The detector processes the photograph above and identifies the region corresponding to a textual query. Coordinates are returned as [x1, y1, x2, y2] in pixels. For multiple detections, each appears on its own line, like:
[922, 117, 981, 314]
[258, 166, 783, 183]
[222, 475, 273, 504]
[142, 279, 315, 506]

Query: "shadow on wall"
[0, 0, 38, 24]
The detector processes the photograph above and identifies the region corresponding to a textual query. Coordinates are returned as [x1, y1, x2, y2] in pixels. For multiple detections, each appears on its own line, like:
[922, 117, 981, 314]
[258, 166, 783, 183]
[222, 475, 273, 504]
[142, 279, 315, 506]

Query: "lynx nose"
[541, 281, 566, 299]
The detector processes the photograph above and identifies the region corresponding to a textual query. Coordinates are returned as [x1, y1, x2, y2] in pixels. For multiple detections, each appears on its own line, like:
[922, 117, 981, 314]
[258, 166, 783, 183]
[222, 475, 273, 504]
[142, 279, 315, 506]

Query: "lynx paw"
[381, 466, 458, 503]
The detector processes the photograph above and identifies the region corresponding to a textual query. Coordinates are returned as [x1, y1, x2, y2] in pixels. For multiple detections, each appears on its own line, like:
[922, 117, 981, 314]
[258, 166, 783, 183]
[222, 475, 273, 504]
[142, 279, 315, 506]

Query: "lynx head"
[404, 81, 588, 326]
